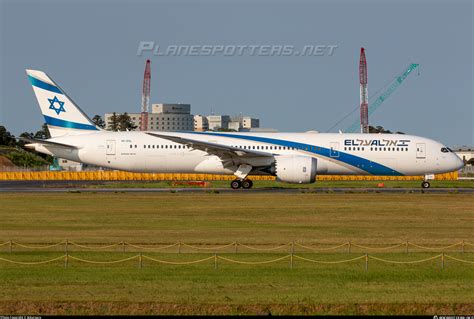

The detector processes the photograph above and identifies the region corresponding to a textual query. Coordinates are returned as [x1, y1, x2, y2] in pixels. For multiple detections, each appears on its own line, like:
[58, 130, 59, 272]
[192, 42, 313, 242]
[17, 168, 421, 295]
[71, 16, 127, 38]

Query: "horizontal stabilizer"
[19, 137, 79, 149]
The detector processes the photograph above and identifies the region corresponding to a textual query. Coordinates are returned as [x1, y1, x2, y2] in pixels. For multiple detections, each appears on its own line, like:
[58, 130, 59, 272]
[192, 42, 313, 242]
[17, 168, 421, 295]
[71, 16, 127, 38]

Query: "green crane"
[346, 63, 420, 133]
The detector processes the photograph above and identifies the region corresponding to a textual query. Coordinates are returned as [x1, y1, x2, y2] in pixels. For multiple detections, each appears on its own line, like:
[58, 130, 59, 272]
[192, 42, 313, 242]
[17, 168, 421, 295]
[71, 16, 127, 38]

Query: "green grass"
[0, 192, 473, 315]
[93, 179, 474, 189]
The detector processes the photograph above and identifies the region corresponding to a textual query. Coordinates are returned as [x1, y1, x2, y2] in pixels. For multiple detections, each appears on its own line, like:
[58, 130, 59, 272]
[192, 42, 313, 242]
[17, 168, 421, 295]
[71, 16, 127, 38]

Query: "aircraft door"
[106, 140, 116, 163]
[330, 142, 339, 158]
[106, 140, 116, 155]
[416, 143, 426, 159]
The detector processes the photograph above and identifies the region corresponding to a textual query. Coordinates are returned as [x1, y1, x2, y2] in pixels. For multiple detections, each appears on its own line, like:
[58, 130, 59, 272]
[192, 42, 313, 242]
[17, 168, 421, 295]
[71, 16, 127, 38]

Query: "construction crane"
[346, 63, 419, 133]
[359, 48, 369, 133]
[140, 59, 151, 131]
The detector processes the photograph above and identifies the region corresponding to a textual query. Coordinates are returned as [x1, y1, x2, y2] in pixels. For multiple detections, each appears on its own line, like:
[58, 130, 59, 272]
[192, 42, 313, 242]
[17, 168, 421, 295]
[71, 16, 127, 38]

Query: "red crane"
[140, 59, 151, 131]
[359, 48, 369, 133]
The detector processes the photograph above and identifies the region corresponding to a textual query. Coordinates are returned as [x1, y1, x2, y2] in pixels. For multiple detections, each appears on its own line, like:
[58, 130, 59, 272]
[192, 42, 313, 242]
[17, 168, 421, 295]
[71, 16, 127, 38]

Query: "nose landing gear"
[421, 181, 431, 189]
[230, 179, 253, 189]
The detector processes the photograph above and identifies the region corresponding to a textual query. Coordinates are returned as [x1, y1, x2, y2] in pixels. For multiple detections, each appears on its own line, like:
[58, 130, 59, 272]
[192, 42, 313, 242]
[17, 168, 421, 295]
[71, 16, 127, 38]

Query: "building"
[224, 115, 260, 131]
[242, 117, 260, 129]
[105, 103, 194, 132]
[152, 104, 190, 115]
[228, 121, 241, 131]
[194, 115, 209, 131]
[453, 146, 474, 165]
[207, 115, 231, 131]
[104, 105, 260, 133]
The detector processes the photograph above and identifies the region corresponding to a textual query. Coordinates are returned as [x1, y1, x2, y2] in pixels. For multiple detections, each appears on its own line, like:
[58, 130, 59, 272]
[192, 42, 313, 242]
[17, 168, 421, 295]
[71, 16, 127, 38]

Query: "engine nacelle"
[274, 155, 317, 184]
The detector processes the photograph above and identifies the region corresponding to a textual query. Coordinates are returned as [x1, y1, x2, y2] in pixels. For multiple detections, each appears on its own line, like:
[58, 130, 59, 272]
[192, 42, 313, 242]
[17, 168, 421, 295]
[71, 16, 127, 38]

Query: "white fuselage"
[34, 131, 464, 177]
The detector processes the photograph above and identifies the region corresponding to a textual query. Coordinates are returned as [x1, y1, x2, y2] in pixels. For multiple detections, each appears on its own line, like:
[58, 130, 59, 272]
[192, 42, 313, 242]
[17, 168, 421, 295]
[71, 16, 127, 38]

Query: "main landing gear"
[231, 179, 253, 190]
[421, 181, 431, 189]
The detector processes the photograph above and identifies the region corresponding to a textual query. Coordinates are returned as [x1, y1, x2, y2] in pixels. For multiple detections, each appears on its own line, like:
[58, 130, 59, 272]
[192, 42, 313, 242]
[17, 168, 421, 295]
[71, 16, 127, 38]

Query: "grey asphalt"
[0, 181, 472, 193]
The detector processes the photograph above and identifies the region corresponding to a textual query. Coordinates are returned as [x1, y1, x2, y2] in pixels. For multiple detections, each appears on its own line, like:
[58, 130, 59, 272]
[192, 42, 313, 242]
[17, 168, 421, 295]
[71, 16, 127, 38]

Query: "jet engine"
[274, 155, 317, 184]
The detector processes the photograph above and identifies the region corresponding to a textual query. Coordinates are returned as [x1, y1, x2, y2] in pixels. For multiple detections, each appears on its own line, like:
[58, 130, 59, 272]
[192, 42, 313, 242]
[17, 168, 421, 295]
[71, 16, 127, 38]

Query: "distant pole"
[365, 253, 368, 271]
[140, 59, 151, 131]
[359, 48, 369, 133]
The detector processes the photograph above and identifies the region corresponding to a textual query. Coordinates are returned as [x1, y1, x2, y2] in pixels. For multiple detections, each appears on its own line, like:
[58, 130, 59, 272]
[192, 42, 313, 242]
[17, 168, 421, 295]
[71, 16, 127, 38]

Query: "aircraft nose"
[453, 154, 464, 171]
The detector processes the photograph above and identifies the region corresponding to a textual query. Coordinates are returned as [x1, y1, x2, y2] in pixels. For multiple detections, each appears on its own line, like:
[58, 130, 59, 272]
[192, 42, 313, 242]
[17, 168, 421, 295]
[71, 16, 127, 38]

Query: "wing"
[146, 132, 273, 167]
[19, 137, 79, 150]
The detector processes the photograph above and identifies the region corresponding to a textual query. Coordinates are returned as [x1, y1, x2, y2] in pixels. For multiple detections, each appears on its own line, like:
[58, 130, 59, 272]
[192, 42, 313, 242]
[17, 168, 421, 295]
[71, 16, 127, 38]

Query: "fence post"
[9, 240, 12, 253]
[214, 254, 217, 270]
[348, 241, 351, 254]
[64, 252, 68, 269]
[235, 242, 238, 254]
[178, 241, 181, 254]
[406, 240, 408, 254]
[139, 252, 142, 269]
[122, 241, 125, 253]
[290, 253, 294, 269]
[365, 253, 368, 271]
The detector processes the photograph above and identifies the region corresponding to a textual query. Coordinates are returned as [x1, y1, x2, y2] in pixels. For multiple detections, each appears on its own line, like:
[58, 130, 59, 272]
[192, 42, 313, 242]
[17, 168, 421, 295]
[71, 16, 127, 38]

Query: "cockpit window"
[447, 147, 454, 152]
[441, 147, 450, 153]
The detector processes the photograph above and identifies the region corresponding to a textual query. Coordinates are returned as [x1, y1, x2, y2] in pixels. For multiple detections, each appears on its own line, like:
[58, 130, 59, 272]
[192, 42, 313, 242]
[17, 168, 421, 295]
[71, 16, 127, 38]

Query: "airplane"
[23, 69, 464, 189]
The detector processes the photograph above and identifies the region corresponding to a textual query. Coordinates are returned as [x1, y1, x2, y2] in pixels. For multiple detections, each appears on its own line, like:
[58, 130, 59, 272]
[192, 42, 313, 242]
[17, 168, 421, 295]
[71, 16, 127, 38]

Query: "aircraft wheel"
[231, 179, 242, 189]
[421, 181, 430, 189]
[242, 179, 253, 189]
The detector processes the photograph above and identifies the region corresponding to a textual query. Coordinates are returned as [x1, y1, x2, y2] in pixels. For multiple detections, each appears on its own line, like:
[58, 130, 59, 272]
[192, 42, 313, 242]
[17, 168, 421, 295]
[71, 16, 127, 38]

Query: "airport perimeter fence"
[0, 171, 459, 181]
[0, 240, 473, 270]
[1, 240, 474, 254]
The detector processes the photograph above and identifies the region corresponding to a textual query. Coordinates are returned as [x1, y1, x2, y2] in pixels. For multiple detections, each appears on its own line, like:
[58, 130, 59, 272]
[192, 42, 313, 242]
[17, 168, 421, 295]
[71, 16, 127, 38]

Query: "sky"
[0, 0, 472, 146]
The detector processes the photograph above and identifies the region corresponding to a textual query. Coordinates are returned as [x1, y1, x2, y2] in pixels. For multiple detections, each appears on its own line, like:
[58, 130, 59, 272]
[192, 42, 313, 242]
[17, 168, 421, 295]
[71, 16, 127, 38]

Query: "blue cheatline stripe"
[44, 115, 98, 131]
[189, 132, 403, 176]
[28, 75, 62, 94]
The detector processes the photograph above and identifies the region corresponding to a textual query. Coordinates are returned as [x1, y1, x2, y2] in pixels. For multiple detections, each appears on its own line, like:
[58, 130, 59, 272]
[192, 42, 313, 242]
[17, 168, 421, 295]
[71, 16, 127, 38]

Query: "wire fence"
[0, 171, 459, 181]
[0, 240, 473, 254]
[0, 252, 473, 270]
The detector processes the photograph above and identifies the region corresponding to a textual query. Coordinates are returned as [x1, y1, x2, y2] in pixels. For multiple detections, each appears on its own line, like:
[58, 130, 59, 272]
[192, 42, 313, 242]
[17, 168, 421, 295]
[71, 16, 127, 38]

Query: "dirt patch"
[0, 301, 472, 315]
[0, 155, 16, 168]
